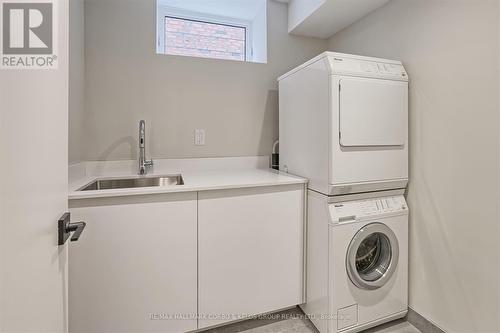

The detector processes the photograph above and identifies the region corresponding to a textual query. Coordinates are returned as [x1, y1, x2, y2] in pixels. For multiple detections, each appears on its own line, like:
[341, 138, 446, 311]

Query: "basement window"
[156, 0, 267, 63]
[164, 17, 247, 61]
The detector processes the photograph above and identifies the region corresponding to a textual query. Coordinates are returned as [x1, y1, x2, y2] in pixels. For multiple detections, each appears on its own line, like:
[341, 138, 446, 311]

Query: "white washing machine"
[302, 190, 408, 333]
[279, 52, 409, 196]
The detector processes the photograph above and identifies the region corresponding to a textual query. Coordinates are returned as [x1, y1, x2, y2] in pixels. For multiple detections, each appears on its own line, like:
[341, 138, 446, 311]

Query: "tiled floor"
[201, 307, 422, 333]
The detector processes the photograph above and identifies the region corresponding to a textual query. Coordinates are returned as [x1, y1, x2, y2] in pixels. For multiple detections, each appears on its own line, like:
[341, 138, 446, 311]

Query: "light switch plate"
[195, 129, 206, 146]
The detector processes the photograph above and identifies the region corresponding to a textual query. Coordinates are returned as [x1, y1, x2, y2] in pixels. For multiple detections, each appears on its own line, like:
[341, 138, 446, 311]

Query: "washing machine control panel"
[329, 195, 408, 223]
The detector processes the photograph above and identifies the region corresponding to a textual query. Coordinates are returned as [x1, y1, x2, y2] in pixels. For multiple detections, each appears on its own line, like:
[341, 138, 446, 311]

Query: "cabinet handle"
[58, 212, 86, 245]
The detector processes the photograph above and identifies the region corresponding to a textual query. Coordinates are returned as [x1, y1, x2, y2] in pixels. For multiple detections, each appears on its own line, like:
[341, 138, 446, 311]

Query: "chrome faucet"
[138, 120, 153, 175]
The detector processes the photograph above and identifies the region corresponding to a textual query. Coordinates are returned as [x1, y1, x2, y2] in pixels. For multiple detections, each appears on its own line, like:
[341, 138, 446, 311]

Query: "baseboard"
[407, 308, 446, 333]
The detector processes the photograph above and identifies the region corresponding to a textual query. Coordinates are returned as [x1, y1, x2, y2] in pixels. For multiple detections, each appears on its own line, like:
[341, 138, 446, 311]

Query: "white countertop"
[68, 157, 307, 200]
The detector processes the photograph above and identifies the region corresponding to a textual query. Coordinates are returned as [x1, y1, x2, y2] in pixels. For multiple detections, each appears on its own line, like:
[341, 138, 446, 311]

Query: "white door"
[198, 186, 304, 330]
[330, 75, 409, 188]
[339, 77, 407, 147]
[0, 1, 70, 332]
[69, 194, 198, 333]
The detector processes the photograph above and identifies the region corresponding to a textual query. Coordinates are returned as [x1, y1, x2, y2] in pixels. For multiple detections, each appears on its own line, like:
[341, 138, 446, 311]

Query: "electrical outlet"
[195, 129, 205, 146]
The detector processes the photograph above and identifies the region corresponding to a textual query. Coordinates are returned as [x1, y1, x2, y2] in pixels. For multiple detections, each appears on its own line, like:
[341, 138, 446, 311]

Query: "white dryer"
[279, 52, 409, 195]
[303, 190, 408, 333]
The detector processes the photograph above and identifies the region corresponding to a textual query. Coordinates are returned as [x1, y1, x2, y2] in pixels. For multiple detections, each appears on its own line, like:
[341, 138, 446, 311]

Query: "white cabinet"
[69, 193, 198, 333]
[68, 184, 306, 333]
[198, 185, 305, 329]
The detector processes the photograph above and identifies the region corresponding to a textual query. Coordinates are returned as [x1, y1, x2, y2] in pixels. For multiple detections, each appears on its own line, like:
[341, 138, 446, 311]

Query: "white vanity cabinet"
[68, 182, 306, 332]
[198, 184, 305, 329]
[69, 193, 198, 333]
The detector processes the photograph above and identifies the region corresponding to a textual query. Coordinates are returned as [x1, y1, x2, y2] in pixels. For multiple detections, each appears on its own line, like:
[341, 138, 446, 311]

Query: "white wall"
[288, 0, 390, 39]
[329, 1, 500, 332]
[288, 0, 324, 32]
[82, 0, 327, 161]
[158, 0, 264, 21]
[69, 0, 85, 163]
[252, 1, 268, 63]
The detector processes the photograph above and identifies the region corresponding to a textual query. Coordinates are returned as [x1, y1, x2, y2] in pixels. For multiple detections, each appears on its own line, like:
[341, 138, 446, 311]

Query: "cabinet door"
[198, 185, 305, 329]
[69, 193, 197, 333]
[339, 77, 408, 147]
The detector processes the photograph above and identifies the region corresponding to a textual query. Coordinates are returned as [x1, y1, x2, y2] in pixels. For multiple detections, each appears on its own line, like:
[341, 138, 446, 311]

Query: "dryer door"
[346, 223, 399, 290]
[339, 77, 407, 147]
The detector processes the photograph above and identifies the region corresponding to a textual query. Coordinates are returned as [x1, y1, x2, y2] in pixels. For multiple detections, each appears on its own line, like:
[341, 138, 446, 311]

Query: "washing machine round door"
[346, 223, 399, 290]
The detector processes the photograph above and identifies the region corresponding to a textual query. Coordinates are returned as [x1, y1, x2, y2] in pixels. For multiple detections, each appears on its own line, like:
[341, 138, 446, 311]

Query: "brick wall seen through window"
[165, 17, 246, 61]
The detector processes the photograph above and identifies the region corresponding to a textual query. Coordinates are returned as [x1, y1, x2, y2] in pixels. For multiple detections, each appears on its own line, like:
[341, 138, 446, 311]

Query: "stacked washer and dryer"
[278, 52, 409, 333]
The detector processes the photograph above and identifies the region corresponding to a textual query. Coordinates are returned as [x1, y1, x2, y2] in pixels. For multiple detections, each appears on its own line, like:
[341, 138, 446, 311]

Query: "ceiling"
[289, 0, 390, 38]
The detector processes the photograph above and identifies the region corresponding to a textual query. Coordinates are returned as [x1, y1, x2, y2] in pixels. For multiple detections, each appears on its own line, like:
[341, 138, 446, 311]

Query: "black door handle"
[58, 212, 86, 245]
[67, 221, 86, 242]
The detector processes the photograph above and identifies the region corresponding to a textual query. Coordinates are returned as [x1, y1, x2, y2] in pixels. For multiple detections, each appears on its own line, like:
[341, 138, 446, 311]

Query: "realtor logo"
[1, 0, 57, 69]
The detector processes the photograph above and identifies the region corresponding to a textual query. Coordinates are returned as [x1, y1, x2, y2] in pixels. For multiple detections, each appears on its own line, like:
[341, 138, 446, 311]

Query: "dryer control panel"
[328, 56, 408, 81]
[329, 195, 408, 223]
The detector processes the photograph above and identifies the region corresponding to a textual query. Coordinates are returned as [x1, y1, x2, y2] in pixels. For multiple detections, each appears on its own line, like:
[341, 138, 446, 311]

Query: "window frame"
[156, 5, 253, 62]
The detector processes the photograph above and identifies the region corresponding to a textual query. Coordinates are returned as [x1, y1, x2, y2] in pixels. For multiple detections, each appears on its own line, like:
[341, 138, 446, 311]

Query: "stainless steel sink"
[77, 175, 184, 191]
